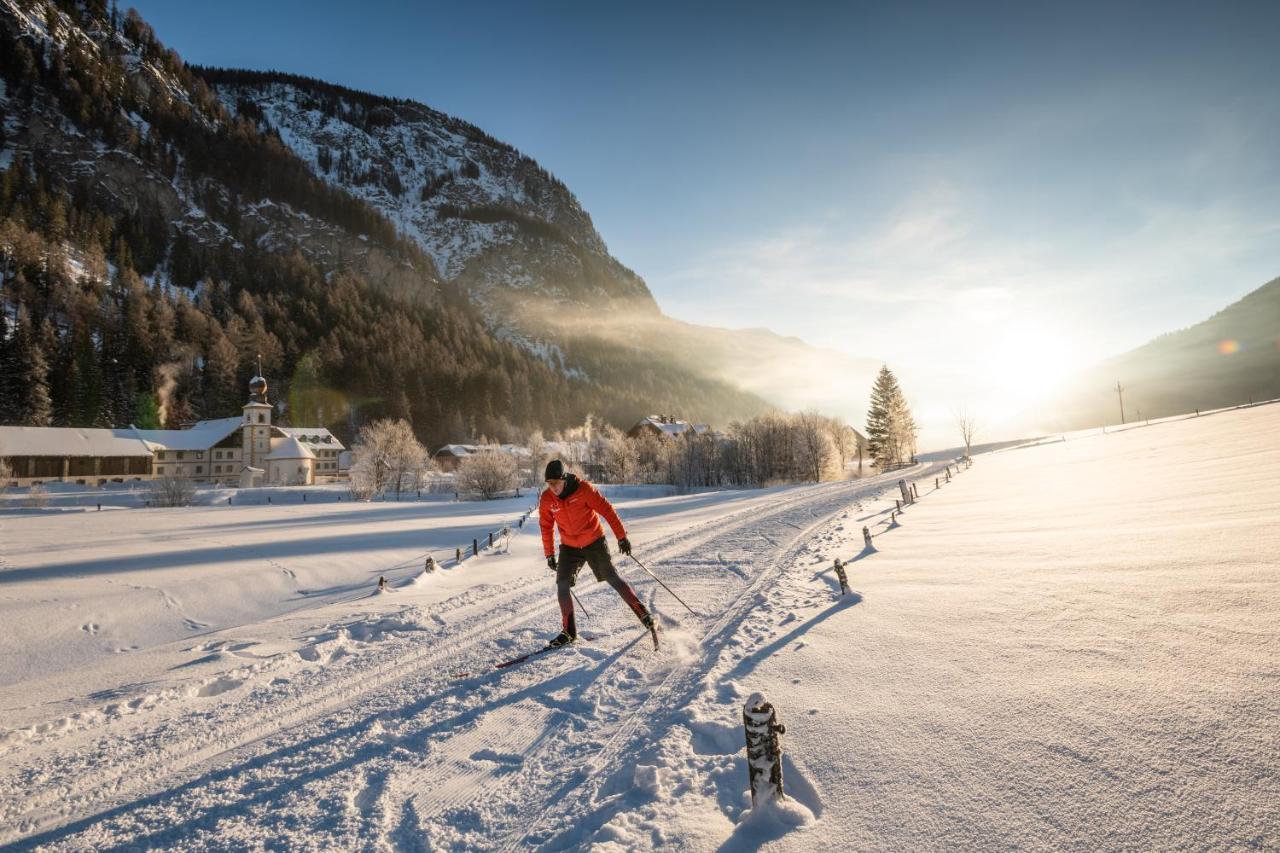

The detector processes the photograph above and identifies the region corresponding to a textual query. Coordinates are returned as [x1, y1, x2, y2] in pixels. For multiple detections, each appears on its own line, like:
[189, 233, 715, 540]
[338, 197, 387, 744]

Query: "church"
[0, 375, 344, 489]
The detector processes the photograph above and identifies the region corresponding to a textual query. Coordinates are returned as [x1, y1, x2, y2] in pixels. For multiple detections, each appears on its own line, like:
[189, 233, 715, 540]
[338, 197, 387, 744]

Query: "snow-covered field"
[1, 404, 1276, 850]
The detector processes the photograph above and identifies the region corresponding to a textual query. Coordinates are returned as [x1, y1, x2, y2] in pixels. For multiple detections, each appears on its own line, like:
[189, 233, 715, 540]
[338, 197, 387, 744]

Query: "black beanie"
[544, 459, 565, 480]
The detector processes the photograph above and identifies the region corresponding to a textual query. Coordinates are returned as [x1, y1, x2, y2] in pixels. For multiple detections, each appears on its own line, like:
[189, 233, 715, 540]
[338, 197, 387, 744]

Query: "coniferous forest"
[0, 0, 768, 448]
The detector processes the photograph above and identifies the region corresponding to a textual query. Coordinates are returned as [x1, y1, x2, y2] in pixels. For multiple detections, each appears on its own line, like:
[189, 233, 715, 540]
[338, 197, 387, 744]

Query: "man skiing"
[540, 459, 656, 648]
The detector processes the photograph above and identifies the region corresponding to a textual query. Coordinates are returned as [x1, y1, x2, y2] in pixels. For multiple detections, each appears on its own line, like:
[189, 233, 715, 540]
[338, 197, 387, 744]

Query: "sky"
[130, 0, 1280, 443]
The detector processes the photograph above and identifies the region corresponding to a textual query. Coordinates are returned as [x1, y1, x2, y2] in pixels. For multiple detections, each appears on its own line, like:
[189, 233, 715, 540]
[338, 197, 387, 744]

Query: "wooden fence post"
[473, 538, 479, 556]
[743, 694, 787, 807]
[833, 559, 850, 595]
[456, 547, 462, 563]
[862, 526, 872, 548]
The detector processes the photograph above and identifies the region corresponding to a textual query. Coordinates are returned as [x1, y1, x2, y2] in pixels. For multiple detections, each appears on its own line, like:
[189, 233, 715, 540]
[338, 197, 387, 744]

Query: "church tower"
[242, 365, 273, 470]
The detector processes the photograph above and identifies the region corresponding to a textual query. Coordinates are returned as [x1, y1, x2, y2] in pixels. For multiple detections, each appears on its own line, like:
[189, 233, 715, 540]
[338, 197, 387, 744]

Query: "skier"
[540, 459, 655, 647]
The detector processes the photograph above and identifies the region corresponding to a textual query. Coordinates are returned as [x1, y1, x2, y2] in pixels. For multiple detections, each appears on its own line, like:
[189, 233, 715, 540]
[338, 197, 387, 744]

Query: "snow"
[0, 425, 154, 457]
[0, 403, 1276, 849]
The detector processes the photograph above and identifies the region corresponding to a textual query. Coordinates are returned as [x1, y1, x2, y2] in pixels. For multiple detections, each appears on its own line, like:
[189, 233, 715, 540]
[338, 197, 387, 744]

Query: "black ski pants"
[556, 536, 646, 636]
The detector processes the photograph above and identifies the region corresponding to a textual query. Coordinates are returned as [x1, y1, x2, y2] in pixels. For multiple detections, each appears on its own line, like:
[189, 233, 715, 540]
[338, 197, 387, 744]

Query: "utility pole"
[1115, 380, 1126, 425]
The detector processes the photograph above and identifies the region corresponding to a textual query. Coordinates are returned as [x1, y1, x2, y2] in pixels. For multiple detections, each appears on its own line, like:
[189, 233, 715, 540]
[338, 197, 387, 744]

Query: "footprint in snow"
[81, 623, 99, 635]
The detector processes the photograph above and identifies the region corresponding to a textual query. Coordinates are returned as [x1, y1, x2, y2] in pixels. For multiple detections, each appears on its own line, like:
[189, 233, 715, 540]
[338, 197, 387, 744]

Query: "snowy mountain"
[203, 70, 884, 424]
[204, 69, 655, 309]
[0, 0, 774, 440]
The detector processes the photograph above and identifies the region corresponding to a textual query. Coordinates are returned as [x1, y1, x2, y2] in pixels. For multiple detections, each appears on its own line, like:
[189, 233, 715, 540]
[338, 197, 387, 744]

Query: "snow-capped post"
[895, 499, 902, 512]
[377, 576, 387, 591]
[488, 531, 494, 548]
[935, 477, 939, 490]
[862, 526, 873, 548]
[912, 482, 919, 500]
[743, 693, 787, 807]
[946, 468, 951, 482]
[472, 538, 479, 556]
[898, 479, 911, 505]
[424, 556, 435, 573]
[455, 547, 461, 563]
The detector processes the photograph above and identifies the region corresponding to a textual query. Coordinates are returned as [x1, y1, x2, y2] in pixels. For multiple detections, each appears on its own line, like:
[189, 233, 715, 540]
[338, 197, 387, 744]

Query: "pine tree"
[12, 315, 53, 426]
[0, 309, 16, 423]
[134, 390, 161, 428]
[865, 365, 915, 469]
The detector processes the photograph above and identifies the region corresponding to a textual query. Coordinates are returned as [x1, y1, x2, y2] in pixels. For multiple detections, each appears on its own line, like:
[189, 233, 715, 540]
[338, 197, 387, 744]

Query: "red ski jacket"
[539, 476, 626, 556]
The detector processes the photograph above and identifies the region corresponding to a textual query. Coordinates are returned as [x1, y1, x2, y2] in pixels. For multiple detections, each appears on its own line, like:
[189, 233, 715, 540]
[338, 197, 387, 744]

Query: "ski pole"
[628, 554, 698, 616]
[570, 588, 591, 620]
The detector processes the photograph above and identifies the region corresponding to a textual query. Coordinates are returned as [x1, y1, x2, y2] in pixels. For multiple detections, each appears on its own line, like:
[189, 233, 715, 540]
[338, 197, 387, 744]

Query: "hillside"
[1030, 276, 1280, 431]
[203, 69, 883, 426]
[0, 0, 770, 446]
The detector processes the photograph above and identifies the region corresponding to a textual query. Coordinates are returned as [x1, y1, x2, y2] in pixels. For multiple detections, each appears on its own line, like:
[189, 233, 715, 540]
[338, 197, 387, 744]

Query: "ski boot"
[548, 630, 576, 649]
[641, 612, 659, 650]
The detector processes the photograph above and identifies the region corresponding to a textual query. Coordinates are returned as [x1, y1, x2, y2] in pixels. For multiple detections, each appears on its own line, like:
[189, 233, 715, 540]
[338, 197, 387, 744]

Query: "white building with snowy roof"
[0, 376, 344, 488]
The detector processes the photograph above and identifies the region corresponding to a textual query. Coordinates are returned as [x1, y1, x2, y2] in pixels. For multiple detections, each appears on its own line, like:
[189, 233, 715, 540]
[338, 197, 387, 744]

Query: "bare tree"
[524, 428, 548, 486]
[825, 418, 858, 479]
[955, 407, 979, 460]
[149, 475, 195, 507]
[794, 411, 835, 483]
[598, 424, 638, 484]
[26, 483, 49, 508]
[456, 450, 519, 499]
[349, 418, 428, 501]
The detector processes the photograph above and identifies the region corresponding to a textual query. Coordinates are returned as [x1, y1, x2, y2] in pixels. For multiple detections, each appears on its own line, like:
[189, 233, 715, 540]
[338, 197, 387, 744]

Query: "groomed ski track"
[0, 466, 938, 850]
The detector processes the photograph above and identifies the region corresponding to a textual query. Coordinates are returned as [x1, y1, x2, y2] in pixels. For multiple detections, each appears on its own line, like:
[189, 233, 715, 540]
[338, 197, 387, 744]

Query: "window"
[157, 466, 165, 474]
[196, 466, 203, 474]
[258, 413, 265, 423]
[177, 451, 185, 461]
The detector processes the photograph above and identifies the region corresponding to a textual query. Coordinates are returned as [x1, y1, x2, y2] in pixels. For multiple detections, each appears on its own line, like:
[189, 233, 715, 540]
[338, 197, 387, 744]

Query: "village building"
[0, 375, 344, 488]
[432, 443, 530, 473]
[627, 415, 713, 440]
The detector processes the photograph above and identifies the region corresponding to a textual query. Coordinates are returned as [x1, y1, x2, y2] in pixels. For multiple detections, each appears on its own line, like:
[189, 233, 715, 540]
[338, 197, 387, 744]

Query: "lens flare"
[1217, 340, 1240, 355]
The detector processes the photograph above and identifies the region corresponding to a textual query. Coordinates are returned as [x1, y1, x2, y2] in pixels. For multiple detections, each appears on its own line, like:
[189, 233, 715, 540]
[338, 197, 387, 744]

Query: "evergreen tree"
[134, 390, 161, 428]
[866, 365, 915, 469]
[12, 315, 53, 426]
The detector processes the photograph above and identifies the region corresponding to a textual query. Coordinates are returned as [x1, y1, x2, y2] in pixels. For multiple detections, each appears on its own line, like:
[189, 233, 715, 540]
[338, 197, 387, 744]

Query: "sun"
[977, 321, 1081, 415]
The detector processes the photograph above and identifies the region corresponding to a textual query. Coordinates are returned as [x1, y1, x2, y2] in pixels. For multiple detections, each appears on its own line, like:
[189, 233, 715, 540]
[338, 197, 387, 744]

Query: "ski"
[452, 632, 604, 679]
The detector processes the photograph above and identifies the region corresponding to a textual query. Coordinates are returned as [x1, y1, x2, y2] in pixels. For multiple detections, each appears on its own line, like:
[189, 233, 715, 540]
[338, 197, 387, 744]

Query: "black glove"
[618, 537, 632, 556]
[546, 555, 557, 571]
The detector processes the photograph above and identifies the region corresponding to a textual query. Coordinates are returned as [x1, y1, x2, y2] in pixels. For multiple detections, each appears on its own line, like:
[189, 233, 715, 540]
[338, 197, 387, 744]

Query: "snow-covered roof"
[632, 416, 710, 438]
[0, 426, 155, 458]
[434, 443, 531, 458]
[435, 444, 474, 458]
[276, 427, 345, 450]
[265, 436, 315, 460]
[131, 417, 245, 452]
